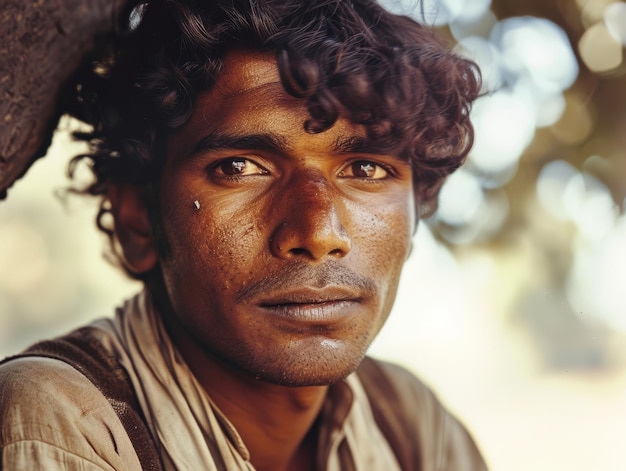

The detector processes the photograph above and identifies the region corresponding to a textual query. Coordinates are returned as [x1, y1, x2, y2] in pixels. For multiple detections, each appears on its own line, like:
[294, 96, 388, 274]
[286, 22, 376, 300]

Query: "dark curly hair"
[64, 0, 481, 276]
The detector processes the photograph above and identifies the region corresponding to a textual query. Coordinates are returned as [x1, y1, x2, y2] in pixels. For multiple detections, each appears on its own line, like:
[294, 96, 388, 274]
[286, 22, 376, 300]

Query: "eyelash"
[340, 160, 396, 182]
[206, 157, 397, 183]
[207, 157, 269, 180]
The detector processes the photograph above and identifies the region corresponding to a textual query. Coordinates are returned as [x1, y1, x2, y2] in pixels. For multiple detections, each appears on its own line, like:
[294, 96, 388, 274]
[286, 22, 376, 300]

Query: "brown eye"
[342, 160, 389, 179]
[217, 158, 267, 176]
[353, 162, 376, 177]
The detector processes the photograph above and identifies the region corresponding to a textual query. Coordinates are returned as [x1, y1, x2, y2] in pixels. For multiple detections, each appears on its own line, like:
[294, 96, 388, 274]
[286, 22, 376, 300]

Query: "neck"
[191, 351, 327, 471]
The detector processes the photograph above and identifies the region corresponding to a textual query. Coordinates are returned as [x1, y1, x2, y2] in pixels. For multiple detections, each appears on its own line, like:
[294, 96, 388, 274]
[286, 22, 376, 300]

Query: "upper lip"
[257, 287, 362, 306]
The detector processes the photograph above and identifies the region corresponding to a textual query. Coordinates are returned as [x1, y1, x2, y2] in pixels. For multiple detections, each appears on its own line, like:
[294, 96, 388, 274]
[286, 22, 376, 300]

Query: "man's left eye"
[341, 160, 389, 179]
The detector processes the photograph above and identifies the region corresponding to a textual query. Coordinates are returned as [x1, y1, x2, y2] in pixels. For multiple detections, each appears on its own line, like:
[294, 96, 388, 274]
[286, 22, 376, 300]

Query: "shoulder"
[358, 356, 488, 471]
[357, 356, 441, 417]
[0, 356, 141, 470]
[0, 356, 102, 436]
[359, 357, 434, 395]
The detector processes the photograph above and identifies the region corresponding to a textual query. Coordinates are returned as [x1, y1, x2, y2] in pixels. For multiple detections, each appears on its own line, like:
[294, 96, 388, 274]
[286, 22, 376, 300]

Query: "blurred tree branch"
[491, 0, 626, 215]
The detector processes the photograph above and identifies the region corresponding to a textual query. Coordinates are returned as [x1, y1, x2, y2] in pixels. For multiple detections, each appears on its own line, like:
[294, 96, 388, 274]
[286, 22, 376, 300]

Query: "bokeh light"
[468, 89, 536, 174]
[437, 168, 485, 226]
[420, 0, 466, 26]
[445, 12, 580, 240]
[579, 21, 623, 72]
[536, 160, 581, 220]
[492, 17, 578, 96]
[455, 36, 503, 91]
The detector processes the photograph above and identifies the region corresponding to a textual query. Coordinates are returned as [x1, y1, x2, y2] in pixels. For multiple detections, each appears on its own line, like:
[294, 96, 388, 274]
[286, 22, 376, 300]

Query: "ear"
[108, 184, 159, 274]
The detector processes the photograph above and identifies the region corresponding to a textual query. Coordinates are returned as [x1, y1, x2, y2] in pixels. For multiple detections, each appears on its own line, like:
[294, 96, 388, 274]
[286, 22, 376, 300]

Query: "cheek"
[348, 197, 414, 274]
[160, 190, 267, 295]
[345, 199, 413, 336]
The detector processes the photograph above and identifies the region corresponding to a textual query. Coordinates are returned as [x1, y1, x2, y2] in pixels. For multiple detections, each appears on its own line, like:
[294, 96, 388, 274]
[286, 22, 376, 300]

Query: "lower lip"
[258, 300, 358, 324]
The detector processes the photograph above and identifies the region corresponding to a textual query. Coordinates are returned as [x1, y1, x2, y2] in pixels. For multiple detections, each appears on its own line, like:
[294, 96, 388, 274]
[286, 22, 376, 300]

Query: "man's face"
[156, 50, 416, 386]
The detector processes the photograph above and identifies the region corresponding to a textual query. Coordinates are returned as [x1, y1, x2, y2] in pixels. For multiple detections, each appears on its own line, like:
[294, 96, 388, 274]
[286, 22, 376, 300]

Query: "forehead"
[196, 48, 311, 126]
[214, 50, 281, 96]
[177, 50, 304, 141]
[168, 50, 365, 155]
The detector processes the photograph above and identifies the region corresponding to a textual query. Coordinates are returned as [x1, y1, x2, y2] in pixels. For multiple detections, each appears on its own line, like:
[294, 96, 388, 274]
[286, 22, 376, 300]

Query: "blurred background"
[2, 0, 626, 469]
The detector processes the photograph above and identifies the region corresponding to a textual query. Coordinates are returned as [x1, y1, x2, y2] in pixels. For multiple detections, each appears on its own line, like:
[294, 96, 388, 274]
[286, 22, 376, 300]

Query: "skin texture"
[115, 50, 416, 470]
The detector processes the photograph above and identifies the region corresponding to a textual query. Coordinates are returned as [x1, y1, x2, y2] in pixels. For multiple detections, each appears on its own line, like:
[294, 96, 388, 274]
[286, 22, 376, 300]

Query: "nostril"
[270, 205, 352, 260]
[328, 248, 345, 257]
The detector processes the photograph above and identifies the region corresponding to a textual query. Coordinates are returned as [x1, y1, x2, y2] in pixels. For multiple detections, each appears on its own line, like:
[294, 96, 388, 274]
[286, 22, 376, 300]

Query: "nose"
[270, 172, 351, 261]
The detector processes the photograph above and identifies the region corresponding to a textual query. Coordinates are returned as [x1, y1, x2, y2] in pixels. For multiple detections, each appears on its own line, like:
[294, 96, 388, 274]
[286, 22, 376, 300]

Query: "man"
[0, 0, 485, 469]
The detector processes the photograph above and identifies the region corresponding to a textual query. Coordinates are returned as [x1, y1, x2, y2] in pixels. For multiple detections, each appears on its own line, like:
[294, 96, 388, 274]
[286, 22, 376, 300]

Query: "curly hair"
[64, 0, 481, 276]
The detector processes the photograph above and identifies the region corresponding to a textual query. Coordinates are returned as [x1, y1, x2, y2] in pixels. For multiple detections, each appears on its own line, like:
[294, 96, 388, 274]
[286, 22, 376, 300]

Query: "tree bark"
[0, 0, 129, 199]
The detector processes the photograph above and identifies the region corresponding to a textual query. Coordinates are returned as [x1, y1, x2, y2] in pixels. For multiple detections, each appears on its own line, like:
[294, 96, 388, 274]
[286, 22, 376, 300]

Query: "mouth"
[256, 288, 362, 324]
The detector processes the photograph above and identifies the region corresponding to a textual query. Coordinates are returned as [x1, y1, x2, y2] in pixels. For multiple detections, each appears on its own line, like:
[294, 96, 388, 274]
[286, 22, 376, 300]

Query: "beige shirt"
[0, 292, 487, 470]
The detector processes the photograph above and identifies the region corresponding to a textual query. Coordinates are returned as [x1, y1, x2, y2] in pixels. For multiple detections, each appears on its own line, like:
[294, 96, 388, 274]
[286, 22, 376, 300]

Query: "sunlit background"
[2, 0, 626, 469]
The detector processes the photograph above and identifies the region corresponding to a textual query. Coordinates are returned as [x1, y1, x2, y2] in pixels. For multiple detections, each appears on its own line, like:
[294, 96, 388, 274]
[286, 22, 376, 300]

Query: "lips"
[255, 287, 362, 324]
[258, 287, 361, 305]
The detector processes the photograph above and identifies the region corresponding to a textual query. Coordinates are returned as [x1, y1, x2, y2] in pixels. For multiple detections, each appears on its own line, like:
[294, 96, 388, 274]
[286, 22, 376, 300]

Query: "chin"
[246, 344, 368, 387]
[256, 367, 359, 387]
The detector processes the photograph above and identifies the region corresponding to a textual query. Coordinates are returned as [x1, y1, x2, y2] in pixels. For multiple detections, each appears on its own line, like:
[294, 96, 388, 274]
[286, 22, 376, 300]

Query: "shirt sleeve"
[2, 440, 112, 471]
[0, 357, 142, 471]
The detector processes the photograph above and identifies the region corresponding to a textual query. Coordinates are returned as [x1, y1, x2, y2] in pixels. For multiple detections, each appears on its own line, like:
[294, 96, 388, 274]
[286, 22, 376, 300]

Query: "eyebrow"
[187, 131, 402, 159]
[191, 132, 290, 156]
[333, 136, 379, 154]
[333, 135, 408, 161]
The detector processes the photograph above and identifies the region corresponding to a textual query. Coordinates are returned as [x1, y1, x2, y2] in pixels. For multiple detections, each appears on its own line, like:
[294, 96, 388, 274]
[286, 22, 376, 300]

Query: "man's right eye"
[214, 157, 268, 176]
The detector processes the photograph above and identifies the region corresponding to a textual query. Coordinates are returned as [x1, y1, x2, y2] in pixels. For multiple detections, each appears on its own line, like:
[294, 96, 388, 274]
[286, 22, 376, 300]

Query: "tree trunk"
[0, 0, 129, 199]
